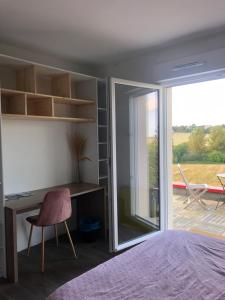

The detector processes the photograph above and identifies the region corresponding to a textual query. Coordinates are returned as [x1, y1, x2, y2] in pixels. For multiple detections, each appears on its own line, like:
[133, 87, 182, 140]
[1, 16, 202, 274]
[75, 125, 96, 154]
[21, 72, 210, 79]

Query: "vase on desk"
[77, 160, 81, 183]
[74, 133, 91, 184]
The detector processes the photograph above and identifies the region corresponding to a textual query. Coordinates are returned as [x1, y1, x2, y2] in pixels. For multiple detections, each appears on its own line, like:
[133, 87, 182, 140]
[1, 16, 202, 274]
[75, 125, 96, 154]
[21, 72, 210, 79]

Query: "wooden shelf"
[27, 95, 53, 117]
[1, 89, 25, 96]
[2, 114, 95, 123]
[36, 72, 71, 98]
[54, 97, 95, 106]
[1, 88, 96, 123]
[99, 175, 108, 180]
[16, 65, 36, 93]
[1, 89, 26, 115]
[1, 89, 95, 105]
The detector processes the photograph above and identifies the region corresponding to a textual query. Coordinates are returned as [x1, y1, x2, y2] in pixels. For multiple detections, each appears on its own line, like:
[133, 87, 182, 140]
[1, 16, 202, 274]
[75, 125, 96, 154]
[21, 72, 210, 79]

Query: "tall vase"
[77, 160, 82, 183]
[77, 160, 81, 183]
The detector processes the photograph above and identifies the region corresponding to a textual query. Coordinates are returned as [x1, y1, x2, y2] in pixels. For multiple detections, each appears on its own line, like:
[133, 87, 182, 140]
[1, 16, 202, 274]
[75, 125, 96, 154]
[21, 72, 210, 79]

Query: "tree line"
[173, 125, 225, 163]
[173, 124, 225, 134]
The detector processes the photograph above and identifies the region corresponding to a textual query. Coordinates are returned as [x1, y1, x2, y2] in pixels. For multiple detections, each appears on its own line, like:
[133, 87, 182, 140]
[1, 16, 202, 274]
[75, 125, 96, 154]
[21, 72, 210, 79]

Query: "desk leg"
[5, 207, 18, 282]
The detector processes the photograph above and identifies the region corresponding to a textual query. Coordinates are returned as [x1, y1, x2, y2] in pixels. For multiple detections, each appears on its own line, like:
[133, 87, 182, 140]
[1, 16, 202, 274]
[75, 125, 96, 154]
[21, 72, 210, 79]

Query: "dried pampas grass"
[73, 133, 91, 182]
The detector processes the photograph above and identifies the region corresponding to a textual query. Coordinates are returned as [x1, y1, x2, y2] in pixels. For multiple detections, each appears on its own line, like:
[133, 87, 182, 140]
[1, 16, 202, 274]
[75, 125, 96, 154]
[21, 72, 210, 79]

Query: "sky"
[172, 78, 225, 126]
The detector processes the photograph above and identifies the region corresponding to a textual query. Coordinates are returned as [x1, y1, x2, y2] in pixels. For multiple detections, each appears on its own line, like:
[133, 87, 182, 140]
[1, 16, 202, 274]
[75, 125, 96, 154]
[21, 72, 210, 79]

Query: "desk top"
[5, 183, 104, 213]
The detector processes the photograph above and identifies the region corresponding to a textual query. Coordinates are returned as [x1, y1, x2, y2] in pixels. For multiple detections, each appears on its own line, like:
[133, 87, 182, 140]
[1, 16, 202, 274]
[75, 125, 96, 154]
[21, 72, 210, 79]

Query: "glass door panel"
[110, 78, 162, 251]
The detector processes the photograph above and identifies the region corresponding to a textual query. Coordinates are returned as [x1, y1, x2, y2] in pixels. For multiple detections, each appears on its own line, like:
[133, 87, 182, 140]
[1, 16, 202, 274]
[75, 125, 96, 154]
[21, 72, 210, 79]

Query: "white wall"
[2, 119, 76, 251]
[2, 120, 75, 194]
[0, 42, 96, 76]
[102, 30, 225, 84]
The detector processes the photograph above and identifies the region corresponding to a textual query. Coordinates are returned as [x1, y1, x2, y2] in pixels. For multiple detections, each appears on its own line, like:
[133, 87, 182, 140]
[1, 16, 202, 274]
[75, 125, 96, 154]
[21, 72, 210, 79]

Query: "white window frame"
[129, 93, 161, 227]
[110, 77, 167, 252]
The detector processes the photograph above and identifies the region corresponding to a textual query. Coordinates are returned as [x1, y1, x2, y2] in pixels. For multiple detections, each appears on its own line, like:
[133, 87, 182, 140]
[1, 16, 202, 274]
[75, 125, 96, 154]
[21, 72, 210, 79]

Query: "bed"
[48, 230, 225, 300]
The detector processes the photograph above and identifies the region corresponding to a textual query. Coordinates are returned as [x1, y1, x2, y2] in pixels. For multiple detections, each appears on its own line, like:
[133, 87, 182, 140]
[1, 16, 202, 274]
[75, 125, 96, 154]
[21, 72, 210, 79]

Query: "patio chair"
[177, 164, 208, 209]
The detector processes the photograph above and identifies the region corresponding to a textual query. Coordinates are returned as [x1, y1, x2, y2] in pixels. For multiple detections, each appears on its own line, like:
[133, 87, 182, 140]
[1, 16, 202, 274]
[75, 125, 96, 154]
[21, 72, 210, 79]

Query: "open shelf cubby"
[16, 65, 36, 93]
[97, 80, 107, 109]
[27, 94, 53, 117]
[71, 78, 97, 101]
[98, 126, 107, 143]
[1, 89, 96, 123]
[98, 109, 107, 126]
[99, 143, 107, 160]
[0, 56, 98, 124]
[36, 69, 71, 98]
[1, 89, 26, 115]
[54, 98, 95, 120]
[99, 177, 108, 187]
[0, 64, 36, 93]
[99, 160, 108, 179]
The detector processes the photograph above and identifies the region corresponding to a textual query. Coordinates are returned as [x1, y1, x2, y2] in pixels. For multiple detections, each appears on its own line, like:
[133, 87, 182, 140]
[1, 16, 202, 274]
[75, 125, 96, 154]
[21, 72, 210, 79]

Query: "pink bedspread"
[48, 230, 225, 300]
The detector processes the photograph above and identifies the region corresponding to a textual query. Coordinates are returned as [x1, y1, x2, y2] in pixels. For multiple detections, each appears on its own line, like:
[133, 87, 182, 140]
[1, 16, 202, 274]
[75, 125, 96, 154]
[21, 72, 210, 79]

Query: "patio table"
[216, 173, 225, 209]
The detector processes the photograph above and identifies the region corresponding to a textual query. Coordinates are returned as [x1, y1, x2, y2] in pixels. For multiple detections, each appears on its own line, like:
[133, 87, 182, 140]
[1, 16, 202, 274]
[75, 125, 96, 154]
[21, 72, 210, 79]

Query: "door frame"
[109, 77, 168, 252]
[158, 70, 225, 231]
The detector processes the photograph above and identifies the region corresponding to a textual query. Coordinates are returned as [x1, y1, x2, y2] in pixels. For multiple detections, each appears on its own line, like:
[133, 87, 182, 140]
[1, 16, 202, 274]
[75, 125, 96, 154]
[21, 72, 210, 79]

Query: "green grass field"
[172, 132, 225, 186]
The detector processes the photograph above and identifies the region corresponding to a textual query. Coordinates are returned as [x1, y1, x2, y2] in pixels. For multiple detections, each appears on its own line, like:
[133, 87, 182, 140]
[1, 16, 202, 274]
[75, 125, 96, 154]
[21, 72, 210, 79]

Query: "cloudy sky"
[172, 78, 225, 126]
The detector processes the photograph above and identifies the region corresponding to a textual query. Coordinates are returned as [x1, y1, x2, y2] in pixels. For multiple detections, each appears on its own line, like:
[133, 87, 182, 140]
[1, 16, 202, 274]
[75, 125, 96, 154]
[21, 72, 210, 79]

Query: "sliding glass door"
[110, 78, 164, 251]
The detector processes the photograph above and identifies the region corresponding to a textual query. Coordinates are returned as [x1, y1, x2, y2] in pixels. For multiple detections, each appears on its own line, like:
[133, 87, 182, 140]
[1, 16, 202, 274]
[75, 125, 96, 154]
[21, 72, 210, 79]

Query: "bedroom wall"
[2, 119, 77, 252]
[2, 120, 75, 195]
[0, 43, 97, 253]
[0, 41, 96, 76]
[101, 29, 225, 84]
[2, 27, 225, 257]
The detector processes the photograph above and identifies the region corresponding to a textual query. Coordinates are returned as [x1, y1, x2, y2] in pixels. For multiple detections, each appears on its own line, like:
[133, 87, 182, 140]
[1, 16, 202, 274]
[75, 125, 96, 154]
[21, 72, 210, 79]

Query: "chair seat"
[26, 215, 39, 225]
[188, 183, 208, 190]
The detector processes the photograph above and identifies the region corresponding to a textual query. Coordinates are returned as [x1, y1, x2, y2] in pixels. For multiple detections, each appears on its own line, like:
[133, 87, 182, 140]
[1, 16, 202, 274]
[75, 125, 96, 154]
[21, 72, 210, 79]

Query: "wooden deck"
[173, 192, 225, 238]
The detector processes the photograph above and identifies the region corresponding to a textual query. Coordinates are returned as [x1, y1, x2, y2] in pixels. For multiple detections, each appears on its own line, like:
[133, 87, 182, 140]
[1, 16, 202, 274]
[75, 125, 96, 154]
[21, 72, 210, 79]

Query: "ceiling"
[1, 0, 225, 65]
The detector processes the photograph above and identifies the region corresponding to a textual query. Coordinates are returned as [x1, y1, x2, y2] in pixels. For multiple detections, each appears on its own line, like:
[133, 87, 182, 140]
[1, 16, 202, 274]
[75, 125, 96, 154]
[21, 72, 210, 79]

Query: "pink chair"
[26, 188, 77, 272]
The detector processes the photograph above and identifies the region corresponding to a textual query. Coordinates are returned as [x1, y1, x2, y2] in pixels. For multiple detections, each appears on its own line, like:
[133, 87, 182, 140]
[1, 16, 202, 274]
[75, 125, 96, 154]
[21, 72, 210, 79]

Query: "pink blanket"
[48, 230, 225, 299]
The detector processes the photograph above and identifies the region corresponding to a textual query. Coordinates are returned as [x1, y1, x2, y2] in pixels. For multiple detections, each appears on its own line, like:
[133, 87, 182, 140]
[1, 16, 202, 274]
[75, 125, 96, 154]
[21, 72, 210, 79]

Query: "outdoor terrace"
[173, 186, 225, 237]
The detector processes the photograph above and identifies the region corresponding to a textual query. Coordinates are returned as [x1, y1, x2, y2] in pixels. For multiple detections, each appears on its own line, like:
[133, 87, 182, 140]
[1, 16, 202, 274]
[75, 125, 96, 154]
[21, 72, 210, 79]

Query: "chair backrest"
[177, 164, 190, 188]
[36, 188, 71, 226]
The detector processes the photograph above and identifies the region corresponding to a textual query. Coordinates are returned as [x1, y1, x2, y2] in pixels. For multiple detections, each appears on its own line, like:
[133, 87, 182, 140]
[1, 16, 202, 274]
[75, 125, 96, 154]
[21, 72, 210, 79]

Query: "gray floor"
[118, 223, 156, 244]
[0, 233, 114, 300]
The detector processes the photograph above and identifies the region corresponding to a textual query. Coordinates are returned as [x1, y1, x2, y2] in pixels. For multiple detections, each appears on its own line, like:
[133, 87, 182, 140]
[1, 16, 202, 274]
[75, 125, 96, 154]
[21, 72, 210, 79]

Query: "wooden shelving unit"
[2, 113, 94, 123]
[27, 94, 52, 117]
[0, 54, 104, 278]
[0, 58, 97, 124]
[1, 89, 26, 115]
[1, 88, 95, 123]
[97, 80, 109, 189]
[54, 97, 94, 105]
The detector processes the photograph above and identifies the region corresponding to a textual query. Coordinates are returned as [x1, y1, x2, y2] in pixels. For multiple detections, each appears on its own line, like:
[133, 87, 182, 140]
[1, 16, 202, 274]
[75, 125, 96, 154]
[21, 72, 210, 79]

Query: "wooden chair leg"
[64, 221, 77, 259]
[54, 224, 59, 248]
[41, 227, 45, 272]
[27, 224, 34, 256]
